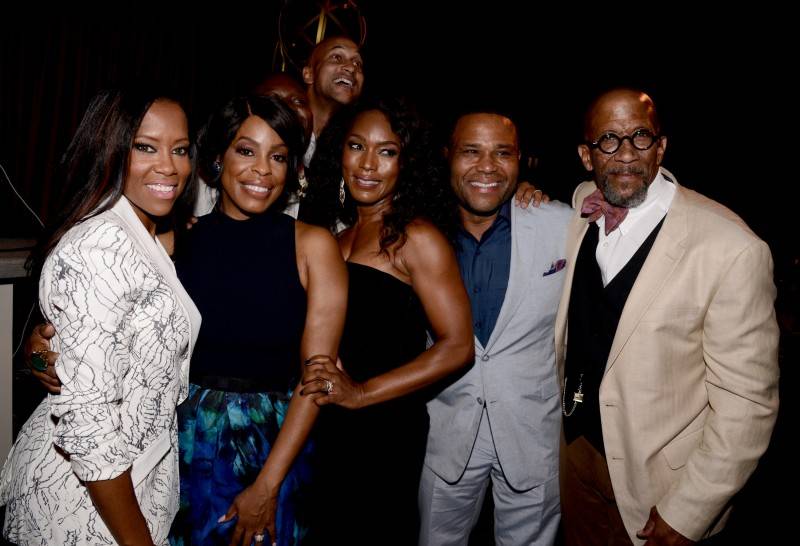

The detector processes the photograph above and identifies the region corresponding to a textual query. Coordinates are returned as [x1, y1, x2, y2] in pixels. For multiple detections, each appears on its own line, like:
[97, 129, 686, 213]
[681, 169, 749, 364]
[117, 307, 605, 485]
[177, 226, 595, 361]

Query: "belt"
[190, 374, 283, 394]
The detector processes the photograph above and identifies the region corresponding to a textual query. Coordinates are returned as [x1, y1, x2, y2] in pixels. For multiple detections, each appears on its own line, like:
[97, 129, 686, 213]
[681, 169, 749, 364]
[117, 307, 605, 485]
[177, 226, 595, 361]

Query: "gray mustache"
[607, 167, 645, 176]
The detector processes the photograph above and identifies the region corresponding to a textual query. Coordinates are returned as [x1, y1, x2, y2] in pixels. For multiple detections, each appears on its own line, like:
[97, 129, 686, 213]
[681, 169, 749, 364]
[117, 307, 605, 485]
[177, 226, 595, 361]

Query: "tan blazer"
[554, 169, 779, 543]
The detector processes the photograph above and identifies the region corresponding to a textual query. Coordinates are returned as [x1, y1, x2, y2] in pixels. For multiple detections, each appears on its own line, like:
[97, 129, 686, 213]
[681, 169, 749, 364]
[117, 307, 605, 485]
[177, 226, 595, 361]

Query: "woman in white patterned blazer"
[0, 89, 201, 546]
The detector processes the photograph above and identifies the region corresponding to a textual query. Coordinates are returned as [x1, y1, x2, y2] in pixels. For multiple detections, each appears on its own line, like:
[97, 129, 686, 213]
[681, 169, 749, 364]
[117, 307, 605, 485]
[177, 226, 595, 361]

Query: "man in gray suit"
[419, 111, 572, 545]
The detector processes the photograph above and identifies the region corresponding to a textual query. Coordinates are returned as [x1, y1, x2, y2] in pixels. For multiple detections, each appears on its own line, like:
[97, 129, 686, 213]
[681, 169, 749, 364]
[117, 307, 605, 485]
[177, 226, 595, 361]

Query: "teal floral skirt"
[169, 383, 312, 546]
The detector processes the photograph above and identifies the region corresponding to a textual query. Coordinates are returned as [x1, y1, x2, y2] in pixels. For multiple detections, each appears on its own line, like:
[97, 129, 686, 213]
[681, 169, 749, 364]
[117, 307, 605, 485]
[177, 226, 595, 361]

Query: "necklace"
[561, 373, 584, 417]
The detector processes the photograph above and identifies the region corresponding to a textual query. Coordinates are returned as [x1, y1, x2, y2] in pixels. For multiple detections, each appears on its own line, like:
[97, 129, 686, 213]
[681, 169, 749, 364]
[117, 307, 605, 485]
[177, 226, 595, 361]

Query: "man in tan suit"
[555, 88, 779, 545]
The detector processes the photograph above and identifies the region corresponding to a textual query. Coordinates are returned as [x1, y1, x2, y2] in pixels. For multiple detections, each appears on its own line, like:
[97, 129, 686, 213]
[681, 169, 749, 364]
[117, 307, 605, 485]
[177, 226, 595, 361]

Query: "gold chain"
[561, 373, 584, 417]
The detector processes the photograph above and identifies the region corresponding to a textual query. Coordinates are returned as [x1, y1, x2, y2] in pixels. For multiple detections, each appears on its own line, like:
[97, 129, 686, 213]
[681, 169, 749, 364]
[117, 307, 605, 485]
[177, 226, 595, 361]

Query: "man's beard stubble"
[599, 166, 650, 208]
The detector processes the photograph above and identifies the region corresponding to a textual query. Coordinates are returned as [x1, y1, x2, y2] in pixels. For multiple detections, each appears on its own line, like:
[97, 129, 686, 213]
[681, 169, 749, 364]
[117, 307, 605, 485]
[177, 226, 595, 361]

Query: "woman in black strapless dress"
[300, 97, 474, 545]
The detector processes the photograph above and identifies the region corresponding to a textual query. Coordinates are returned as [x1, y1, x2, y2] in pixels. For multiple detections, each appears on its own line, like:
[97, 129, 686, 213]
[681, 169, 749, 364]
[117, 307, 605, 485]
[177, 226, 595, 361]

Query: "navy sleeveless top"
[175, 209, 307, 392]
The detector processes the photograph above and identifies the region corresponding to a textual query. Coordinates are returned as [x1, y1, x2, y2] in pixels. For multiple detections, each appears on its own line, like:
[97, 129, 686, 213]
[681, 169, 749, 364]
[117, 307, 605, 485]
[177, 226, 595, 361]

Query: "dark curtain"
[0, 14, 283, 239]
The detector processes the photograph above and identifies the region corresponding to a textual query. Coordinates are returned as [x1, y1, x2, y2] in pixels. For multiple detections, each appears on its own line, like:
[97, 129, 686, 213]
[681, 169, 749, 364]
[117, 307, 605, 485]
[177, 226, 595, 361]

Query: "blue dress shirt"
[455, 201, 512, 347]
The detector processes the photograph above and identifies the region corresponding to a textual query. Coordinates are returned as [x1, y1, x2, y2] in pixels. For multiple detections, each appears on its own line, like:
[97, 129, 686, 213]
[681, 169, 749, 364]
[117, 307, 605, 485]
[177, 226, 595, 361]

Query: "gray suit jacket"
[424, 201, 572, 490]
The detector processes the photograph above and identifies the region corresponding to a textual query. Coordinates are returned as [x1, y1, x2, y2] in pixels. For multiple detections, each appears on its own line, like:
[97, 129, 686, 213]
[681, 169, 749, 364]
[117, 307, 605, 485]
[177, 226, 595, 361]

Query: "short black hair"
[198, 94, 306, 209]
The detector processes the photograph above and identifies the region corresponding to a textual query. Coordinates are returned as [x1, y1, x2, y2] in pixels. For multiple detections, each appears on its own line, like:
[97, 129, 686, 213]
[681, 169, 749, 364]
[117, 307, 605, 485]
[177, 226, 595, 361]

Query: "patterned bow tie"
[581, 189, 629, 235]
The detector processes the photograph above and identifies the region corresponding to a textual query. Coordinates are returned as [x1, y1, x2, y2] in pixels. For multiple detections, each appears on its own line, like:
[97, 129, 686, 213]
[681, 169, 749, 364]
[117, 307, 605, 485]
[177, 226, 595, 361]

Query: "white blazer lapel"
[109, 197, 201, 357]
[605, 178, 689, 375]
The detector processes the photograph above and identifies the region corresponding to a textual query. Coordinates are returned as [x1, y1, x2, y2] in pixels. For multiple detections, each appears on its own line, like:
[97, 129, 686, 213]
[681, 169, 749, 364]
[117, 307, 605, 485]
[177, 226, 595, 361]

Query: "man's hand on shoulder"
[514, 181, 549, 208]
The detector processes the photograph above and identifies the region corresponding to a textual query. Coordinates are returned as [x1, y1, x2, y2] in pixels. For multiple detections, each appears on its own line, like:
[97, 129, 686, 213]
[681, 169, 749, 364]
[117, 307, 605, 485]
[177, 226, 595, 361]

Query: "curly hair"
[302, 97, 458, 251]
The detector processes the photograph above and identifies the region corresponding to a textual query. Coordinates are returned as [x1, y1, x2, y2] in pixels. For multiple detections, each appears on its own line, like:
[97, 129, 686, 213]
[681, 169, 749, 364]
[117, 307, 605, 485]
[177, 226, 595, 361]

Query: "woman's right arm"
[43, 222, 155, 545]
[302, 219, 474, 408]
[86, 471, 156, 546]
[222, 222, 348, 546]
[257, 223, 348, 493]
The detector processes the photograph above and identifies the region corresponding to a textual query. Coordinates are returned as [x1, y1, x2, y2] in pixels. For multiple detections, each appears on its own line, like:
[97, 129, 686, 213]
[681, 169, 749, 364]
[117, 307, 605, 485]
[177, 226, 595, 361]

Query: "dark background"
[1, 3, 795, 544]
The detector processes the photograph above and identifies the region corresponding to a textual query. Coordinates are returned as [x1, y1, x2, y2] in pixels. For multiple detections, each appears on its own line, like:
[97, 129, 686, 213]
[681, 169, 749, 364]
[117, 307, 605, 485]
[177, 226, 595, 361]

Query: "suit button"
[477, 397, 484, 405]
[481, 355, 490, 362]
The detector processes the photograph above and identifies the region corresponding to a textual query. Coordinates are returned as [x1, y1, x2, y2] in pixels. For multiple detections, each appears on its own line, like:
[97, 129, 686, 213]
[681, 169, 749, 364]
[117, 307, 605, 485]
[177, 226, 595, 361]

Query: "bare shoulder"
[397, 218, 455, 269]
[295, 220, 339, 253]
[403, 218, 451, 250]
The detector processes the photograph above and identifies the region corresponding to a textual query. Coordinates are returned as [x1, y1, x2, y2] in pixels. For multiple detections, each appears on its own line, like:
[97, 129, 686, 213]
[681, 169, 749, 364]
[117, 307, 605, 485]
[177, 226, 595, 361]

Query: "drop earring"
[339, 177, 346, 206]
[297, 171, 308, 199]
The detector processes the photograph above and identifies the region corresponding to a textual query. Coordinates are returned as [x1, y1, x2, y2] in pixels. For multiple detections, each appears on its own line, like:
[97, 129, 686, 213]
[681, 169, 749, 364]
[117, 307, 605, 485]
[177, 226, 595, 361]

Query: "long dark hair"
[302, 97, 458, 251]
[197, 94, 306, 212]
[29, 88, 197, 275]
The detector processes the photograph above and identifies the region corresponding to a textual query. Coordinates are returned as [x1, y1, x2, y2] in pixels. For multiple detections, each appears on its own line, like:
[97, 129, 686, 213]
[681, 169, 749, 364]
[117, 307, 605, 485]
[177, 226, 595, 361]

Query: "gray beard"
[599, 168, 650, 208]
[602, 181, 648, 208]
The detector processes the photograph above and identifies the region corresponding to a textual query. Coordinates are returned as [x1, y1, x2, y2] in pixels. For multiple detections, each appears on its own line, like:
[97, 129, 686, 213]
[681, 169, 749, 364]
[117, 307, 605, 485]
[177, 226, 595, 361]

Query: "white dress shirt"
[595, 171, 675, 286]
[303, 132, 317, 168]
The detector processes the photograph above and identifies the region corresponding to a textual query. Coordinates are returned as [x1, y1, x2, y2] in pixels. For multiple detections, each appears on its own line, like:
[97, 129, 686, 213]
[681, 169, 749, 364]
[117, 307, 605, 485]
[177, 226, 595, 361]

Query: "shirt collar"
[457, 199, 512, 243]
[615, 169, 673, 235]
[303, 133, 317, 168]
[498, 199, 512, 222]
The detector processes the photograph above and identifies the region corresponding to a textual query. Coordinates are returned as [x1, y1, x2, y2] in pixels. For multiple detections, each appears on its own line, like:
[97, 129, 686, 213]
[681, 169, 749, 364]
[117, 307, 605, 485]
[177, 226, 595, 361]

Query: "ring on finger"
[31, 350, 49, 372]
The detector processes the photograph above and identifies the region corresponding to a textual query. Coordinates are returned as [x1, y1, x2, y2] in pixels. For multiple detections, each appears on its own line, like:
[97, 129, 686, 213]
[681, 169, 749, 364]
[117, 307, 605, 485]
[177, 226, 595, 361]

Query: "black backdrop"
[1, 4, 794, 543]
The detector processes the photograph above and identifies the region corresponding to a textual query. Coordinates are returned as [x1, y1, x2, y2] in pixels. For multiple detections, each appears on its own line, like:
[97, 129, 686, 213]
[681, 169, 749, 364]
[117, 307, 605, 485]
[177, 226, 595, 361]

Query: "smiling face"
[218, 115, 289, 220]
[123, 99, 192, 232]
[448, 113, 520, 218]
[577, 89, 667, 207]
[341, 110, 401, 207]
[303, 37, 364, 107]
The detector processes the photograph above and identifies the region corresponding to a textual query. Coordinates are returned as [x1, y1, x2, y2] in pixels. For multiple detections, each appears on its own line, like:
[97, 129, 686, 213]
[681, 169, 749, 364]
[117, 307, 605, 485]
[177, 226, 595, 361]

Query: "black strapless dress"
[305, 263, 430, 545]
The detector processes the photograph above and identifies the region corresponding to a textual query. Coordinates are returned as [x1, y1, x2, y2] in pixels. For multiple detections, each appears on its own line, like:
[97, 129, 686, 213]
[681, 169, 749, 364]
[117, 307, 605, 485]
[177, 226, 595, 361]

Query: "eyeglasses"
[586, 129, 661, 154]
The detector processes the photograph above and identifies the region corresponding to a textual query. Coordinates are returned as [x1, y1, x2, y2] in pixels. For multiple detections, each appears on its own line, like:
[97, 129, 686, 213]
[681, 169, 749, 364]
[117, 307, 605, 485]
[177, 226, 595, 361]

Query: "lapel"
[604, 169, 689, 375]
[554, 200, 591, 370]
[109, 197, 201, 360]
[483, 202, 535, 353]
[555, 182, 597, 374]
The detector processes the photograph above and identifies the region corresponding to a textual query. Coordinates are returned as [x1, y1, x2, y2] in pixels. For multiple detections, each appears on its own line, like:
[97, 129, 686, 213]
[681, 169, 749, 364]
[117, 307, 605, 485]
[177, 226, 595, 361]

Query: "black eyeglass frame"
[586, 129, 662, 155]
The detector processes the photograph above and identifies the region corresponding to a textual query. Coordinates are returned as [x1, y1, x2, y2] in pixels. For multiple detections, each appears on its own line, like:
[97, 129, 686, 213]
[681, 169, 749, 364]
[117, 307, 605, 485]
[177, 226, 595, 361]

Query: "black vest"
[563, 218, 664, 453]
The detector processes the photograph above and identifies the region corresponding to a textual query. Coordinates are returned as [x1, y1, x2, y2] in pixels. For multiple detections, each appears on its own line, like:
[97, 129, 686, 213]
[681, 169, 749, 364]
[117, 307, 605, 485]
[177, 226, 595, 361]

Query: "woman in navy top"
[170, 95, 347, 546]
